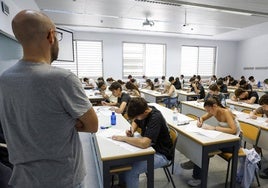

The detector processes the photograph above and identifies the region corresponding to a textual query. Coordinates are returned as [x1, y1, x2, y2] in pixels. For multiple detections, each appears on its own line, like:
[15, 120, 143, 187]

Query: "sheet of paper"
[184, 123, 222, 138]
[97, 128, 141, 152]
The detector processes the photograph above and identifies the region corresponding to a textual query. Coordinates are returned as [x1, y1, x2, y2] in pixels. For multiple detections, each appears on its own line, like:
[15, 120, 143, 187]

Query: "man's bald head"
[12, 10, 55, 45]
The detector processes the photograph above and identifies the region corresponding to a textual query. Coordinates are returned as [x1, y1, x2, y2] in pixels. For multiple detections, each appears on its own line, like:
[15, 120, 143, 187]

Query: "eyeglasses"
[54, 30, 63, 41]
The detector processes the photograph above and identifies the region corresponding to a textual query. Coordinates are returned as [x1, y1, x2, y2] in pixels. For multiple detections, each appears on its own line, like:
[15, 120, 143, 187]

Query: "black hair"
[127, 97, 148, 119]
[259, 94, 268, 105]
[109, 81, 122, 91]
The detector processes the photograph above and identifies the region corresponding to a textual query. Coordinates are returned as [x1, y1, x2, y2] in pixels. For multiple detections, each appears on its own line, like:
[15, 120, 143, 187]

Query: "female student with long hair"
[187, 97, 240, 187]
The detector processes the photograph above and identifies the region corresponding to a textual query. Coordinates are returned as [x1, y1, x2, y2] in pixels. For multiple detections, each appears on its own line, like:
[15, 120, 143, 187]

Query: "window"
[53, 41, 103, 78]
[181, 46, 216, 77]
[123, 42, 166, 78]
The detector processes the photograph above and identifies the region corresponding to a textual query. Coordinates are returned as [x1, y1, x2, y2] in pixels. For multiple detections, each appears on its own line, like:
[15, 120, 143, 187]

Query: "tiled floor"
[136, 149, 268, 188]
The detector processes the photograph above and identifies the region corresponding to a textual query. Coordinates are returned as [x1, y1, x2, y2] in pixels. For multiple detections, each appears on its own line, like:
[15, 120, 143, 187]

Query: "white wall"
[237, 34, 268, 82]
[75, 31, 238, 80]
[0, 0, 39, 38]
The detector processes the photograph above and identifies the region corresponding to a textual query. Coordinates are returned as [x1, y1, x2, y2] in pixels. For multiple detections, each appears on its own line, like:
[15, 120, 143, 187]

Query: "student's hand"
[265, 119, 268, 123]
[249, 114, 257, 119]
[109, 107, 115, 111]
[197, 118, 203, 127]
[101, 101, 108, 106]
[126, 129, 134, 137]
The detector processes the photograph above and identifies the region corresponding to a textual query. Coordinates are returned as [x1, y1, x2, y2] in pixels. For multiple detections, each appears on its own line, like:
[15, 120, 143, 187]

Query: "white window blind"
[53, 41, 103, 78]
[181, 46, 216, 77]
[123, 42, 165, 78]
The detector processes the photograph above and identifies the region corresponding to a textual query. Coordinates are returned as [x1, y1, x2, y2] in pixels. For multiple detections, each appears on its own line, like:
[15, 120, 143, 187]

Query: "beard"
[50, 37, 59, 63]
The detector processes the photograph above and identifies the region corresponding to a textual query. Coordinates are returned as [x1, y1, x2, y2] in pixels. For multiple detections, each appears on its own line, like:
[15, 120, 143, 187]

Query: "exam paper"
[184, 123, 222, 138]
[97, 128, 141, 152]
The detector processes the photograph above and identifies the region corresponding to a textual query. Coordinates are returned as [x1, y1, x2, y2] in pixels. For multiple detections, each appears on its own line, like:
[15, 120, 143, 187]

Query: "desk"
[84, 89, 104, 105]
[177, 90, 200, 101]
[91, 107, 155, 188]
[149, 103, 240, 188]
[226, 99, 260, 111]
[140, 89, 169, 103]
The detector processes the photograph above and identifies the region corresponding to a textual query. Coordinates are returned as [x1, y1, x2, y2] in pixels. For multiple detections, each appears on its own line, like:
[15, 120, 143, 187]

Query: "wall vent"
[255, 66, 268, 70]
[243, 67, 254, 70]
[1, 1, 9, 16]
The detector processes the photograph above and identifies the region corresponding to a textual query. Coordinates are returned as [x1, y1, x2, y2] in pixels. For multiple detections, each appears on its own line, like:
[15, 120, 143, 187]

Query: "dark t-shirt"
[247, 91, 259, 104]
[134, 106, 173, 160]
[191, 84, 205, 99]
[117, 92, 131, 115]
[219, 84, 228, 93]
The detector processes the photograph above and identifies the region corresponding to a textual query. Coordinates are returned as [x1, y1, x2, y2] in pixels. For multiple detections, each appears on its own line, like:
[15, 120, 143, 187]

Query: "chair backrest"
[239, 121, 260, 146]
[241, 109, 251, 114]
[169, 126, 178, 162]
[257, 127, 268, 150]
[186, 113, 198, 120]
[241, 109, 262, 117]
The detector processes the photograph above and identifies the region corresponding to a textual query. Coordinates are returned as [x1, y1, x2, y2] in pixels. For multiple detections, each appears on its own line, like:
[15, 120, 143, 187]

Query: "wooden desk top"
[226, 99, 260, 110]
[140, 89, 169, 97]
[176, 90, 200, 96]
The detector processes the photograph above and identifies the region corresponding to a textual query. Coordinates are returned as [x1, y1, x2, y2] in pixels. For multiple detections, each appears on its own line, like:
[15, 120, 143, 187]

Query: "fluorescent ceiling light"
[220, 10, 252, 16]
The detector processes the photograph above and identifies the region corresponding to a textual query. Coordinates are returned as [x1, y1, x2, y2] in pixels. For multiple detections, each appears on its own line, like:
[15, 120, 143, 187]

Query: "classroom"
[1, 0, 268, 188]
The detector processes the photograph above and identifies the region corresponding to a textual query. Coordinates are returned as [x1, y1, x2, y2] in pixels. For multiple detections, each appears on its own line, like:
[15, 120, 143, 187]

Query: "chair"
[241, 109, 262, 117]
[185, 113, 198, 120]
[218, 122, 261, 188]
[110, 165, 132, 186]
[162, 126, 178, 188]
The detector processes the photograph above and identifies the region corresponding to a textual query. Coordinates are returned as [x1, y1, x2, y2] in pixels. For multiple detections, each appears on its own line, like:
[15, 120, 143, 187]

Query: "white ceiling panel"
[34, 0, 268, 40]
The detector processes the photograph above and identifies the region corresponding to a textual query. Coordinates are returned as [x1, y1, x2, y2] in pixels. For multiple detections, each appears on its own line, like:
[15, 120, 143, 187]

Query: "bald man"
[0, 10, 98, 188]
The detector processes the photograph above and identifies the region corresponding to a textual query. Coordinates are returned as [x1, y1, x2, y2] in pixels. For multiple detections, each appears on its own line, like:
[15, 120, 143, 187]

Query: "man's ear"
[47, 29, 55, 44]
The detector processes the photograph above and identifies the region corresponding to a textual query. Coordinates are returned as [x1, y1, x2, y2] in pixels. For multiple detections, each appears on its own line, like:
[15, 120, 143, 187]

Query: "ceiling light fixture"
[134, 0, 268, 17]
[143, 18, 154, 27]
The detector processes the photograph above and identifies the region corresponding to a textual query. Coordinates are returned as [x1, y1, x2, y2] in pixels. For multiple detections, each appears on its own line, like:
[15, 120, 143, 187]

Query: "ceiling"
[33, 0, 268, 41]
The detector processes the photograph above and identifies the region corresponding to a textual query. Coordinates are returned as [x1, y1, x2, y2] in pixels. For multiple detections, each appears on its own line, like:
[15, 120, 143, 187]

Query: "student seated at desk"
[83, 77, 97, 89]
[249, 94, 268, 121]
[184, 97, 240, 187]
[162, 77, 178, 108]
[231, 88, 259, 104]
[101, 81, 131, 115]
[197, 84, 226, 106]
[143, 78, 155, 90]
[112, 97, 173, 188]
[125, 81, 141, 97]
[189, 77, 205, 99]
[239, 79, 252, 92]
[97, 81, 117, 103]
[216, 79, 228, 93]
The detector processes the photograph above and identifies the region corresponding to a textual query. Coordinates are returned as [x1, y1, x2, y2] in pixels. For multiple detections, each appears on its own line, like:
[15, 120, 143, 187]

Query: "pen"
[100, 125, 112, 129]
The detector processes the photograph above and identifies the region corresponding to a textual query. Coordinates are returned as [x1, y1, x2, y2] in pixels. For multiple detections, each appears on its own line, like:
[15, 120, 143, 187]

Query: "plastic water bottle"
[221, 98, 226, 107]
[111, 112, 116, 125]
[173, 108, 178, 124]
[257, 81, 261, 88]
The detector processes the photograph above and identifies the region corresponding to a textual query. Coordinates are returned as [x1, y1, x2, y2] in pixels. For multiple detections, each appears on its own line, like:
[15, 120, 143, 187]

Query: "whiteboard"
[56, 27, 74, 62]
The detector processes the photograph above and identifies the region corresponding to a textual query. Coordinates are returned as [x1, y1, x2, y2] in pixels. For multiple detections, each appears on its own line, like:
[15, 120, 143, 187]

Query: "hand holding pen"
[126, 126, 134, 137]
[197, 117, 203, 128]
